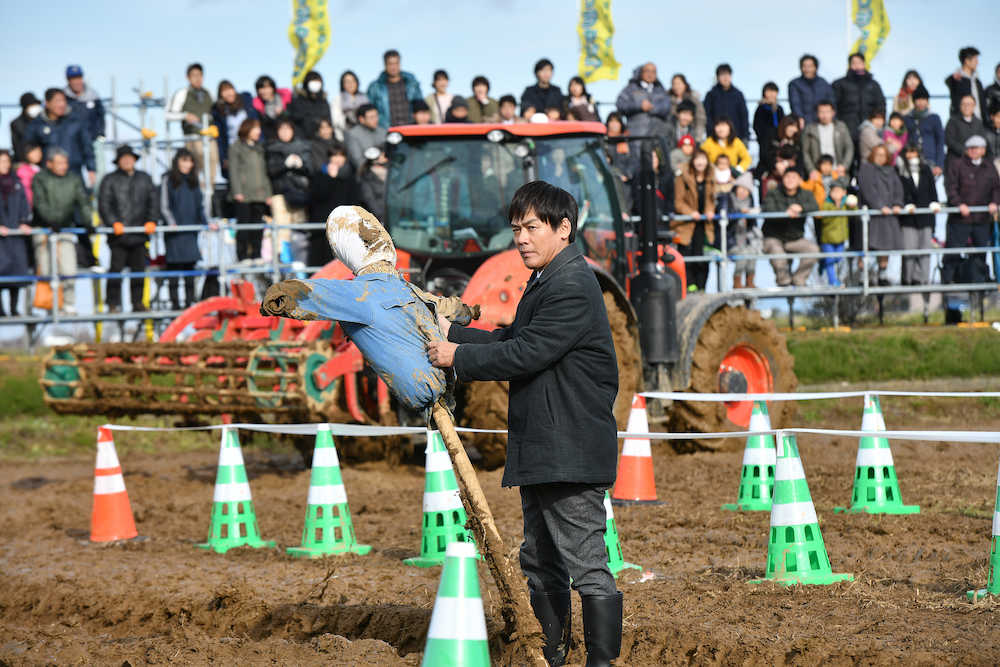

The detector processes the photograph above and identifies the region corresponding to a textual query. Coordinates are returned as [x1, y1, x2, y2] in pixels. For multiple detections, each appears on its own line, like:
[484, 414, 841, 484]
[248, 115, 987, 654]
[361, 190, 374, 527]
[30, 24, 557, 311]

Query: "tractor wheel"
[669, 305, 796, 452]
[459, 290, 641, 469]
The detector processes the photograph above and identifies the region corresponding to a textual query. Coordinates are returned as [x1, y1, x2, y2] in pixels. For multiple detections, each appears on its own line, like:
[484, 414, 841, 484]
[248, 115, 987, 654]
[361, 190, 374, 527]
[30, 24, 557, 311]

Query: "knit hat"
[732, 171, 754, 192]
[326, 205, 396, 275]
[677, 134, 695, 148]
[965, 134, 987, 148]
[912, 84, 930, 101]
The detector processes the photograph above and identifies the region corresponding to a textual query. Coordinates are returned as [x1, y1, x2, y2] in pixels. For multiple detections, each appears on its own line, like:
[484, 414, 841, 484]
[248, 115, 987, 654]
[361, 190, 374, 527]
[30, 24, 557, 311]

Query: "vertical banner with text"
[290, 0, 330, 89]
[850, 0, 890, 62]
[578, 0, 620, 84]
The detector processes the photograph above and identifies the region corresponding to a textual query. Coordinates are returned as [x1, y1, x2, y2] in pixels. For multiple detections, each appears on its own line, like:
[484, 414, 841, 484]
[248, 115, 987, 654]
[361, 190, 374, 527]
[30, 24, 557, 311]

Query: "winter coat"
[819, 199, 849, 245]
[700, 137, 751, 173]
[160, 177, 205, 264]
[358, 167, 386, 223]
[0, 179, 32, 283]
[345, 123, 387, 169]
[615, 71, 671, 138]
[331, 91, 369, 139]
[672, 170, 716, 246]
[565, 96, 600, 122]
[98, 169, 159, 247]
[65, 83, 105, 141]
[832, 71, 886, 140]
[367, 71, 423, 128]
[25, 111, 96, 172]
[252, 88, 292, 142]
[946, 156, 1000, 224]
[16, 163, 39, 207]
[986, 80, 1000, 115]
[985, 124, 1000, 161]
[903, 112, 945, 168]
[450, 243, 619, 487]
[520, 83, 564, 117]
[858, 120, 883, 163]
[703, 84, 750, 142]
[266, 138, 313, 208]
[857, 161, 904, 250]
[10, 113, 33, 163]
[788, 75, 835, 123]
[31, 168, 92, 231]
[668, 90, 707, 141]
[308, 165, 358, 227]
[801, 120, 854, 173]
[945, 71, 989, 120]
[899, 163, 938, 229]
[466, 96, 499, 123]
[309, 137, 346, 176]
[227, 140, 272, 202]
[752, 102, 785, 174]
[211, 92, 259, 175]
[945, 115, 988, 158]
[762, 185, 819, 242]
[288, 91, 332, 140]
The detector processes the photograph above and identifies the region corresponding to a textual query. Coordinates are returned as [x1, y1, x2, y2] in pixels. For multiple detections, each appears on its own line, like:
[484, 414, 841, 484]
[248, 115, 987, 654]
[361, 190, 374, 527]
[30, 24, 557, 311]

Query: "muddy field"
[2, 395, 1000, 665]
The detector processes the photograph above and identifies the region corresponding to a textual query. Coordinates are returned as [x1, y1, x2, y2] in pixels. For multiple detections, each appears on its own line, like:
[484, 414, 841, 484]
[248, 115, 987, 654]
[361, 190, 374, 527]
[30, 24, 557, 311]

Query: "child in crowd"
[883, 112, 909, 166]
[673, 101, 702, 143]
[802, 154, 829, 207]
[818, 178, 854, 286]
[16, 143, 43, 207]
[671, 134, 695, 175]
[727, 171, 761, 288]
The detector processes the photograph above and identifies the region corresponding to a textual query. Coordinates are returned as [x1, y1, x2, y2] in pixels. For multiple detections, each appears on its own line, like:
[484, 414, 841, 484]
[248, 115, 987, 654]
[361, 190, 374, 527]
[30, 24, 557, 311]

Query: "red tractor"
[42, 121, 795, 466]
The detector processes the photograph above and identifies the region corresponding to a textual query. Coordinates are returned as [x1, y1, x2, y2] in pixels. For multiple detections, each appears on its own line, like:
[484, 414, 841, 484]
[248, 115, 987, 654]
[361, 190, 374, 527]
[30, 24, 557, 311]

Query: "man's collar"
[526, 244, 580, 291]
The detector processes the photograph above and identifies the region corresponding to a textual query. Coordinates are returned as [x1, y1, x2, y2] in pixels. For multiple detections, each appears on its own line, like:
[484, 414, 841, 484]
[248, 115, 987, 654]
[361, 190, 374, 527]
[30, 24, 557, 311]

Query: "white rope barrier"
[641, 390, 1000, 402]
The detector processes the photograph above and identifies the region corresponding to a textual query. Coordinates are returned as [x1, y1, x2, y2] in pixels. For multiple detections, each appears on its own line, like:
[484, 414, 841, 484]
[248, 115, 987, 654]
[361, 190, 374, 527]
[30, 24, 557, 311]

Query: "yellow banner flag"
[289, 0, 330, 88]
[578, 0, 620, 84]
[851, 0, 890, 62]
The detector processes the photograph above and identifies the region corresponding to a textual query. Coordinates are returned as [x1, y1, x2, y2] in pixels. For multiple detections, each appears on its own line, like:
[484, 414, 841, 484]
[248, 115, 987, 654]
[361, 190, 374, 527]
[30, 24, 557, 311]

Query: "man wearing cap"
[942, 134, 1000, 289]
[10, 93, 43, 163]
[64, 65, 105, 143]
[97, 146, 158, 312]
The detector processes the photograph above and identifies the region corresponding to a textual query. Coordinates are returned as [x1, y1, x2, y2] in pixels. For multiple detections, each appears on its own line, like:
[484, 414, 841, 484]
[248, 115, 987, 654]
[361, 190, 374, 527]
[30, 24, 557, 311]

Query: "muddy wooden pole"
[431, 402, 545, 666]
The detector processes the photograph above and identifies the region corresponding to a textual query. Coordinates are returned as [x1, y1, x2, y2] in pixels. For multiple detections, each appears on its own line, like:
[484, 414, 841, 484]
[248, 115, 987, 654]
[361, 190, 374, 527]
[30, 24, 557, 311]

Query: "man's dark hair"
[848, 52, 866, 65]
[255, 75, 276, 91]
[716, 63, 732, 77]
[433, 69, 449, 82]
[777, 144, 799, 161]
[959, 46, 980, 65]
[817, 154, 834, 166]
[44, 87, 65, 103]
[799, 54, 818, 69]
[912, 84, 930, 101]
[187, 63, 203, 76]
[762, 81, 779, 95]
[676, 99, 696, 115]
[357, 103, 377, 118]
[534, 58, 554, 74]
[868, 106, 886, 120]
[499, 94, 517, 106]
[383, 49, 400, 62]
[327, 145, 347, 159]
[508, 180, 578, 243]
[472, 75, 490, 91]
[815, 99, 835, 111]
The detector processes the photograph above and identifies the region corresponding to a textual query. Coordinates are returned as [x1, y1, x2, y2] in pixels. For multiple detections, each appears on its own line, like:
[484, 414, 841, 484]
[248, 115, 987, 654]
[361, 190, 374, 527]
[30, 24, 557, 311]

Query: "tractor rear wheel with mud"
[460, 291, 642, 469]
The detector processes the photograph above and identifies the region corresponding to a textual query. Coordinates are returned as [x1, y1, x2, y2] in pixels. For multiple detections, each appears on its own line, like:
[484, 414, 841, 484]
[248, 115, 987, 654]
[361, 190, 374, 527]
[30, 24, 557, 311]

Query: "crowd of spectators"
[2, 47, 1000, 320]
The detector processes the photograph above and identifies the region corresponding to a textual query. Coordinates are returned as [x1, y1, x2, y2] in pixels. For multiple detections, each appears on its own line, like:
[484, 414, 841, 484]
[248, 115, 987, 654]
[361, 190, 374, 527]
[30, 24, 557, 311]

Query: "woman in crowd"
[0, 150, 32, 317]
[673, 148, 716, 292]
[668, 74, 707, 141]
[212, 80, 258, 178]
[331, 70, 368, 140]
[857, 143, 904, 285]
[898, 144, 939, 287]
[700, 118, 751, 174]
[252, 75, 292, 142]
[883, 112, 910, 166]
[288, 70, 332, 140]
[160, 148, 206, 311]
[266, 119, 312, 267]
[426, 70, 454, 124]
[308, 146, 357, 267]
[309, 119, 345, 177]
[565, 76, 600, 122]
[774, 114, 804, 174]
[466, 76, 498, 122]
[227, 119, 272, 261]
[893, 70, 923, 115]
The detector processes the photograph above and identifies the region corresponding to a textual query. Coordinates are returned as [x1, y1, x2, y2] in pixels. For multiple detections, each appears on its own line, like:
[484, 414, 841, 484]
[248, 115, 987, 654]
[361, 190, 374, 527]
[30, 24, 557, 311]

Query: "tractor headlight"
[486, 129, 505, 144]
[386, 131, 403, 145]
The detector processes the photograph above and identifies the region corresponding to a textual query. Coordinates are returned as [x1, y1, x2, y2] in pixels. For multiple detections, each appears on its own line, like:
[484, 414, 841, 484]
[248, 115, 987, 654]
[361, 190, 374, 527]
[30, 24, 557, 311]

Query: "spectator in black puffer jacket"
[98, 145, 158, 312]
[288, 71, 332, 142]
[703, 63, 749, 142]
[266, 120, 313, 266]
[832, 52, 886, 143]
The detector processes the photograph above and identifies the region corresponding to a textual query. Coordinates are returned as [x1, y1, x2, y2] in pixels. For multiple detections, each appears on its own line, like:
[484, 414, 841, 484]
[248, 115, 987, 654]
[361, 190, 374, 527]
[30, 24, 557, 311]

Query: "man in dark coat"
[832, 53, 886, 143]
[942, 134, 1000, 287]
[788, 54, 835, 124]
[945, 47, 989, 121]
[98, 145, 158, 312]
[427, 181, 622, 667]
[945, 95, 988, 182]
[64, 64, 106, 143]
[25, 88, 96, 186]
[703, 63, 749, 142]
[762, 168, 820, 286]
[520, 58, 565, 120]
[10, 92, 43, 163]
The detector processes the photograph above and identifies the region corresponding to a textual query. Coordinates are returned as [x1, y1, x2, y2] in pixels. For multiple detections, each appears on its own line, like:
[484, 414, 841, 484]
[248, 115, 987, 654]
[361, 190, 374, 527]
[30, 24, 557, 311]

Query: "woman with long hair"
[668, 73, 707, 140]
[212, 80, 258, 178]
[331, 70, 368, 139]
[700, 118, 752, 173]
[252, 75, 292, 141]
[160, 148, 206, 310]
[673, 148, 716, 291]
[227, 118, 272, 260]
[565, 76, 600, 122]
[893, 70, 923, 115]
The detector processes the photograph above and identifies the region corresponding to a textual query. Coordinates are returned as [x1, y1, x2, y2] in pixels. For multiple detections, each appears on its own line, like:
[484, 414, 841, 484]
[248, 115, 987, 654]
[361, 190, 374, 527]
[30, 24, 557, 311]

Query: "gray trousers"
[763, 236, 818, 286]
[519, 483, 617, 596]
[900, 225, 932, 285]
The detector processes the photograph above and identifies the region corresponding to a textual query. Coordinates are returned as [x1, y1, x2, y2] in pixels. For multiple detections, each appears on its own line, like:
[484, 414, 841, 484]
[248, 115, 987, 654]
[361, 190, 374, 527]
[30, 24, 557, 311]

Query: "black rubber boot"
[530, 589, 571, 666]
[582, 592, 623, 666]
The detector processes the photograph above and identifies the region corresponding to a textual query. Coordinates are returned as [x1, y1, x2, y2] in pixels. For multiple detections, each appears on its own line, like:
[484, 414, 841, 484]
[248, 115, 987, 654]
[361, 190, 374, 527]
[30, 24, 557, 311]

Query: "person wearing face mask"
[289, 71, 333, 141]
[832, 52, 886, 144]
[897, 145, 940, 289]
[10, 93, 44, 164]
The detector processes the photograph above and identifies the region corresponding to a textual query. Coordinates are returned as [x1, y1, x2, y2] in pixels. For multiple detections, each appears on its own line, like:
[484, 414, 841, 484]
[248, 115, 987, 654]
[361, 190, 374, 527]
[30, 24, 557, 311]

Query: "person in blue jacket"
[160, 148, 207, 311]
[64, 64, 105, 143]
[788, 54, 835, 124]
[903, 85, 946, 177]
[703, 63, 750, 142]
[25, 88, 95, 186]
[366, 50, 423, 129]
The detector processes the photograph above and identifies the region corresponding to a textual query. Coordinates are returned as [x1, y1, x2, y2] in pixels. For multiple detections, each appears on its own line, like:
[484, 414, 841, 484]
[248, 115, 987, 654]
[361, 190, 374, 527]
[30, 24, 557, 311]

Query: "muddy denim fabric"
[519, 483, 617, 596]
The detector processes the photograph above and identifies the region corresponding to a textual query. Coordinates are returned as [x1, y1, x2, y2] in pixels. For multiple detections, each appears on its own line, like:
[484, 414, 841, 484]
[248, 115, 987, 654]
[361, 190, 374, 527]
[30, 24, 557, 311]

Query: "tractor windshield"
[386, 135, 620, 264]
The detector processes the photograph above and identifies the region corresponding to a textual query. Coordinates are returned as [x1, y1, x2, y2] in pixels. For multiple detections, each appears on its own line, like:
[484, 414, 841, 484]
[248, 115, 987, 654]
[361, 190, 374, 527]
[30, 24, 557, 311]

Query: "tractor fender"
[670, 293, 745, 390]
[584, 258, 637, 327]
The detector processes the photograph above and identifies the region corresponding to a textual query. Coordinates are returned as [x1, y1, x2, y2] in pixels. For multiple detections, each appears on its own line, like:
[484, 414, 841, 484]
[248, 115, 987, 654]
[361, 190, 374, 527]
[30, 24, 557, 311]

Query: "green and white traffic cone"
[835, 394, 919, 515]
[723, 400, 776, 511]
[604, 491, 642, 577]
[196, 427, 275, 554]
[750, 433, 852, 586]
[967, 456, 1000, 601]
[287, 424, 371, 558]
[421, 541, 491, 666]
[404, 430, 476, 568]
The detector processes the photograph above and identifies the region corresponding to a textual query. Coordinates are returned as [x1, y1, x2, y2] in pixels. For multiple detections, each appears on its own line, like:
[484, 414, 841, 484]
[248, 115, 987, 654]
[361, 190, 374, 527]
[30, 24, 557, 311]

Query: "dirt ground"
[2, 395, 1000, 666]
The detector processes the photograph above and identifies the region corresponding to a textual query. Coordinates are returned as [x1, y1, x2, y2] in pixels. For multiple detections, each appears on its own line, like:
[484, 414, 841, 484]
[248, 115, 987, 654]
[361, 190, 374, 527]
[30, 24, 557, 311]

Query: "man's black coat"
[449, 243, 619, 487]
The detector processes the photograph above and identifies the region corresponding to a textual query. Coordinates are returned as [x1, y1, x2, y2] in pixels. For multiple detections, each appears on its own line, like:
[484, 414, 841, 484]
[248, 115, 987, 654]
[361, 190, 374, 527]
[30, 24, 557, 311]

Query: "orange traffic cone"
[90, 425, 138, 542]
[612, 395, 661, 505]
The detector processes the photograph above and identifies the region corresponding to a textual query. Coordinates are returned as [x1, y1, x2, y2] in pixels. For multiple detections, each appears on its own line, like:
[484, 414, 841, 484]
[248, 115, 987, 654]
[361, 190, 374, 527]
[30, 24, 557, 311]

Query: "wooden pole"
[431, 402, 545, 666]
